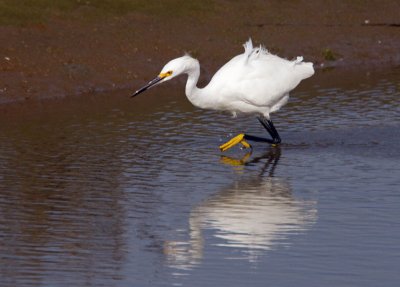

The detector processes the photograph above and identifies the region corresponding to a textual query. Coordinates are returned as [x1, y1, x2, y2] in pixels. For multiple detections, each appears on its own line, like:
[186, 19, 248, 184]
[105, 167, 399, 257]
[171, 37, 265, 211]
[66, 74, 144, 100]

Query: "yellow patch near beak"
[159, 71, 173, 78]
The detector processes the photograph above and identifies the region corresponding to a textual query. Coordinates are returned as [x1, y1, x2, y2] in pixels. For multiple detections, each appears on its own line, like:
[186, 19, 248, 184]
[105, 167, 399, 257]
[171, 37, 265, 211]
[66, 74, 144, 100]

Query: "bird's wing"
[209, 48, 313, 108]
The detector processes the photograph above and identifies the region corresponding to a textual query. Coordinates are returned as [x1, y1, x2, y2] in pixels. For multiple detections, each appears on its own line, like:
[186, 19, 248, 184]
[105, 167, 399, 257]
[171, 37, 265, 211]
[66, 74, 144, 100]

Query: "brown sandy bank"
[0, 0, 399, 104]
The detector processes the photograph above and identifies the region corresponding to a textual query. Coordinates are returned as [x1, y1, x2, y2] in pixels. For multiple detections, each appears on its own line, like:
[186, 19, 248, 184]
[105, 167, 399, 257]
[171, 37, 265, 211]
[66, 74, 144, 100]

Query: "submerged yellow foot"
[219, 133, 252, 152]
[220, 151, 252, 166]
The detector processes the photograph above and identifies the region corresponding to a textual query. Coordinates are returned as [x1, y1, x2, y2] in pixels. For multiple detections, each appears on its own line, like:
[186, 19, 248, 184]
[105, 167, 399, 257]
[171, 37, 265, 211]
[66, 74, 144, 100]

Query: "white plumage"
[132, 38, 314, 151]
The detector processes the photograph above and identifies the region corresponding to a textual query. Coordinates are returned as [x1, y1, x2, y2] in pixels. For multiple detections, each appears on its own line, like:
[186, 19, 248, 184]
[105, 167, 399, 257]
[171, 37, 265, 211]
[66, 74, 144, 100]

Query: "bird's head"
[131, 56, 191, 98]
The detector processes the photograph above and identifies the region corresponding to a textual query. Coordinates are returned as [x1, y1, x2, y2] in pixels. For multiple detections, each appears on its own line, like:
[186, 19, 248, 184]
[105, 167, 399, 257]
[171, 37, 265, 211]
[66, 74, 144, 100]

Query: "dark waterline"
[0, 68, 399, 286]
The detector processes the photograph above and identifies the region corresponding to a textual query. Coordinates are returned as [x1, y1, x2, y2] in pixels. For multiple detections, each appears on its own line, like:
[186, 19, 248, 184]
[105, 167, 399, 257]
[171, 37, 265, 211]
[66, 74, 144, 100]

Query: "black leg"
[243, 134, 275, 144]
[258, 116, 281, 143]
[243, 117, 281, 144]
[269, 121, 281, 143]
[257, 117, 275, 139]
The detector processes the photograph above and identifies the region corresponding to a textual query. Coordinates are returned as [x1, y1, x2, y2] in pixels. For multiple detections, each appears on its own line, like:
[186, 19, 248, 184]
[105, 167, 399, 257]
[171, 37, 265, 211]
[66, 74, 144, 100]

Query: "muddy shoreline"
[0, 1, 399, 105]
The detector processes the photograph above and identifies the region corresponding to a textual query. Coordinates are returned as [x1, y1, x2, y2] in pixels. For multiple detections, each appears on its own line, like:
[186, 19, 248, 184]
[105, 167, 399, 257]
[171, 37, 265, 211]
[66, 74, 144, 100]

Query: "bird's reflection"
[164, 147, 317, 269]
[220, 147, 281, 175]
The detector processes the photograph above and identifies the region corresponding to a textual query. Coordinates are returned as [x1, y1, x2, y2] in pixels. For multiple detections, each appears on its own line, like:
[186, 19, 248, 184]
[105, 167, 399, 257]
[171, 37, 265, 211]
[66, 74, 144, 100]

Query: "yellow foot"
[219, 133, 252, 152]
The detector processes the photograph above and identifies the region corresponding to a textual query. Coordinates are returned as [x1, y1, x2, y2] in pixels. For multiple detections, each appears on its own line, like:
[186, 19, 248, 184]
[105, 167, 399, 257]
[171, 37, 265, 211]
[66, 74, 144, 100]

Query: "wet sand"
[0, 0, 399, 104]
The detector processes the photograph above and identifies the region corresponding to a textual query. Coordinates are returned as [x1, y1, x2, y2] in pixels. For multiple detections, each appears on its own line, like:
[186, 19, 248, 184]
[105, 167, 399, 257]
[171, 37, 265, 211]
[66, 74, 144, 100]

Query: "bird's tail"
[293, 57, 314, 80]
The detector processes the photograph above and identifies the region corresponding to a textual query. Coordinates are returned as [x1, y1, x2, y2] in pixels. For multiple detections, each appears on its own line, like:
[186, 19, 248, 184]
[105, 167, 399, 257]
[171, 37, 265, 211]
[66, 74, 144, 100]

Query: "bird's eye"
[166, 71, 173, 76]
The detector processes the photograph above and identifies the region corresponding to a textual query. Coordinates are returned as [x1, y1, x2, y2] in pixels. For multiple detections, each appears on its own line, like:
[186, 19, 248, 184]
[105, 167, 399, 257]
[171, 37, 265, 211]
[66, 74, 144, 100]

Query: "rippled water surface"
[0, 68, 399, 286]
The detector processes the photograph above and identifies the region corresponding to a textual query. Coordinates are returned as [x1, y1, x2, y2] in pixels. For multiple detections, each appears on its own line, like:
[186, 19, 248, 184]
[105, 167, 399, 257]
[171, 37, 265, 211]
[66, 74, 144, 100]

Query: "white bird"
[132, 39, 314, 151]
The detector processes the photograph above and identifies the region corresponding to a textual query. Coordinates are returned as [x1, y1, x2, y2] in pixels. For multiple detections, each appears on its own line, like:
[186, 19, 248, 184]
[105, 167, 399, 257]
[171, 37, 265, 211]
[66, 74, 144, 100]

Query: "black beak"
[131, 76, 163, 98]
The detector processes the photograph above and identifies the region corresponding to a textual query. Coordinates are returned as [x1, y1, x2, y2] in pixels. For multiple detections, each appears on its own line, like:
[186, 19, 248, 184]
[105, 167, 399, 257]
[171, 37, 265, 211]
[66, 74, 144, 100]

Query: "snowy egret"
[132, 39, 314, 151]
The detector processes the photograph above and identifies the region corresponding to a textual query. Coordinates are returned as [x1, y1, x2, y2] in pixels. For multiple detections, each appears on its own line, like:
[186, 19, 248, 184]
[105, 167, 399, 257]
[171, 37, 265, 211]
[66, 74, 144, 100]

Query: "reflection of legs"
[219, 116, 281, 152]
[260, 147, 281, 177]
[220, 150, 253, 166]
[220, 146, 281, 177]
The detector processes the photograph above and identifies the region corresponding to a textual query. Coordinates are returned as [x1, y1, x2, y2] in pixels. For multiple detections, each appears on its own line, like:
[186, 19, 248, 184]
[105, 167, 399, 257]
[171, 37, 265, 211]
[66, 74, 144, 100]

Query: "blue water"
[0, 68, 399, 286]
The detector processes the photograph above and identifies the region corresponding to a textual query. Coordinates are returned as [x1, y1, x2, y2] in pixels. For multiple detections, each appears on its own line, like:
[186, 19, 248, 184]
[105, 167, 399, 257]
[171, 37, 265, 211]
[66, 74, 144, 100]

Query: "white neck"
[184, 58, 215, 110]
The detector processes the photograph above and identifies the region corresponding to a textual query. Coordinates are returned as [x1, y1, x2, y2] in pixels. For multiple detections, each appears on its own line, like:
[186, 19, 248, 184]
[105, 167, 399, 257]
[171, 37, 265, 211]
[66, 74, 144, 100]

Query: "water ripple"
[0, 68, 399, 286]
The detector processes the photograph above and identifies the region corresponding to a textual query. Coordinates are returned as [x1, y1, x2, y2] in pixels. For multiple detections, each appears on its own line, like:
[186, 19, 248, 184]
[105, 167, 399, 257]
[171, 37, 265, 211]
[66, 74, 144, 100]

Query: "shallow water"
[0, 68, 399, 287]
